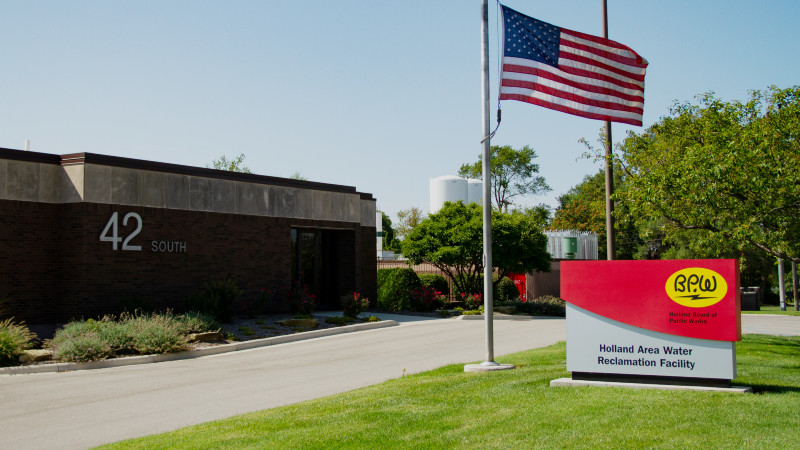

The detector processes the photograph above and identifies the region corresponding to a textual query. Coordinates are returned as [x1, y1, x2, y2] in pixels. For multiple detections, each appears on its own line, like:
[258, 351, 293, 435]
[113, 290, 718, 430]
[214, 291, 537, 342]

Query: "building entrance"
[291, 228, 347, 310]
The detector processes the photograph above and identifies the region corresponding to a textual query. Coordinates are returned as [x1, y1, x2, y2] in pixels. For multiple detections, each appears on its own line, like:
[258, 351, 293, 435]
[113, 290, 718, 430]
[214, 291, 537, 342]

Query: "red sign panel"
[561, 260, 741, 341]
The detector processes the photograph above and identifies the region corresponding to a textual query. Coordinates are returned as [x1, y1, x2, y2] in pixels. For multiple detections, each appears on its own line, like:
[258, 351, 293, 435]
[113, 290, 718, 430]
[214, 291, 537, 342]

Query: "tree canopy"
[209, 153, 252, 174]
[395, 207, 425, 241]
[458, 145, 550, 212]
[550, 169, 641, 260]
[618, 86, 800, 262]
[379, 211, 401, 253]
[402, 201, 551, 294]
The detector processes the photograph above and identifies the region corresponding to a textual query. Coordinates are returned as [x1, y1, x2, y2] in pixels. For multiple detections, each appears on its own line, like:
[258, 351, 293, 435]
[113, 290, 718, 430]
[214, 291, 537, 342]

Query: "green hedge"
[377, 268, 421, 311]
[512, 295, 566, 317]
[495, 277, 520, 303]
[418, 273, 450, 297]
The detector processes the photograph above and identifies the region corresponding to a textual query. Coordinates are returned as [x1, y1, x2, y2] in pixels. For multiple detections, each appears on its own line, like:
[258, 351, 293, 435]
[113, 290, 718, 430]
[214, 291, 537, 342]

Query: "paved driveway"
[740, 313, 800, 336]
[0, 315, 565, 449]
[1, 313, 796, 449]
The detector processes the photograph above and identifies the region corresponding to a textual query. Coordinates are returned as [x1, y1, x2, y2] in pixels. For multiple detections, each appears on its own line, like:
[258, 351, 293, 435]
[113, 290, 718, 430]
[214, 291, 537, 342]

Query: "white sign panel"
[567, 304, 736, 380]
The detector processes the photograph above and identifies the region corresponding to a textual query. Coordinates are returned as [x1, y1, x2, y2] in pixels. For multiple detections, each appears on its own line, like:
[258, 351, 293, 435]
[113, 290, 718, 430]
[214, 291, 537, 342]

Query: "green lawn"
[743, 305, 800, 316]
[103, 334, 800, 449]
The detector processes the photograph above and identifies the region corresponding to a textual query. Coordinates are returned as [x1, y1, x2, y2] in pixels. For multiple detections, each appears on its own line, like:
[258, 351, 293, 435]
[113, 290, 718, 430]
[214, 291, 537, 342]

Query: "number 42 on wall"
[99, 212, 143, 251]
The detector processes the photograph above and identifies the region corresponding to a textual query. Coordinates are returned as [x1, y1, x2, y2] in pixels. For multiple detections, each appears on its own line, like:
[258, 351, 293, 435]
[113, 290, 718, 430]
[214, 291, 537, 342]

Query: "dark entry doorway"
[290, 228, 346, 310]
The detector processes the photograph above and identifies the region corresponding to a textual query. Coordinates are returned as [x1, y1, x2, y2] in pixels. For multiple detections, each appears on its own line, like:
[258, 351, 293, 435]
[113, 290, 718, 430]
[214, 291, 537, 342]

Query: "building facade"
[0, 148, 377, 330]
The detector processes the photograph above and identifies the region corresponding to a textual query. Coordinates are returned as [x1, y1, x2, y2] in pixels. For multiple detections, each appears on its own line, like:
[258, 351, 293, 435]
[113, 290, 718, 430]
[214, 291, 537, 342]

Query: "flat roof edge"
[1, 147, 373, 199]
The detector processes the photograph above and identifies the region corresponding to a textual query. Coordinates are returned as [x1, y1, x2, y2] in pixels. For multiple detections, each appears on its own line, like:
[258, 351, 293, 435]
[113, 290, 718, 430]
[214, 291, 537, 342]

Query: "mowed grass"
[743, 305, 800, 316]
[103, 335, 800, 449]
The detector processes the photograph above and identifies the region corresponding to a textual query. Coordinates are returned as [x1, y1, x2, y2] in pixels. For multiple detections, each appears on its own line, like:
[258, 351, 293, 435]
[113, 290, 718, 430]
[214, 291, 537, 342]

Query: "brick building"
[0, 147, 377, 332]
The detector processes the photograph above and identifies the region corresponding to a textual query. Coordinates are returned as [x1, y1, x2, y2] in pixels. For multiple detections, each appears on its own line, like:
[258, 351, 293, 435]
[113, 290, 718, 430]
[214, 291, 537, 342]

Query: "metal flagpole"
[793, 262, 798, 311]
[465, 0, 513, 372]
[479, 0, 495, 365]
[602, 0, 616, 261]
[779, 258, 786, 311]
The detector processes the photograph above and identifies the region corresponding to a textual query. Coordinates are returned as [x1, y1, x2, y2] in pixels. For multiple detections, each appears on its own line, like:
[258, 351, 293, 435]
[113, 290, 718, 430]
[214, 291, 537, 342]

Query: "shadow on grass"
[747, 384, 800, 395]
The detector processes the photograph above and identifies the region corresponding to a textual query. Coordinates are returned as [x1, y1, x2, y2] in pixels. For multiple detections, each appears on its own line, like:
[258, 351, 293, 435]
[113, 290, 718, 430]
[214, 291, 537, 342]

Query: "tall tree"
[379, 211, 401, 253]
[550, 169, 640, 260]
[458, 145, 550, 212]
[618, 86, 800, 262]
[208, 153, 252, 174]
[395, 207, 425, 241]
[510, 204, 552, 229]
[402, 201, 551, 294]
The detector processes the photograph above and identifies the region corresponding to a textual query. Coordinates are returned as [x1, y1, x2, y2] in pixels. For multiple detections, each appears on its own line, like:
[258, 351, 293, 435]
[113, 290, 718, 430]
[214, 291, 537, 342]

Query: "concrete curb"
[1, 320, 399, 376]
[456, 314, 542, 321]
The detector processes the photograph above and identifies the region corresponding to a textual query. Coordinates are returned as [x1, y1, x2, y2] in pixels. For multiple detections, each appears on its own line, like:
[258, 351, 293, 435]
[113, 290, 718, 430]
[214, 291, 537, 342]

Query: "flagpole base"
[464, 361, 515, 372]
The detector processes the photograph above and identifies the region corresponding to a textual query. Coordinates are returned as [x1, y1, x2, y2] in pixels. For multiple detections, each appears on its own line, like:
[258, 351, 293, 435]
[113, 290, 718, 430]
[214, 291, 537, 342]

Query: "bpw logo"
[665, 268, 728, 308]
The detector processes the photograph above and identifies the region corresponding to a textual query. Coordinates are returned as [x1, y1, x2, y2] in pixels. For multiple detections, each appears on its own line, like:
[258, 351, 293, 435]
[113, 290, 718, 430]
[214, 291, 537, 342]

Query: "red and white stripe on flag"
[500, 5, 648, 126]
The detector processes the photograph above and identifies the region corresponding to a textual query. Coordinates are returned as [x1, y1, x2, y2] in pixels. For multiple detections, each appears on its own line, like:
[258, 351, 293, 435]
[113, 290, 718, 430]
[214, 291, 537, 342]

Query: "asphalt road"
[1, 313, 797, 449]
[0, 315, 566, 449]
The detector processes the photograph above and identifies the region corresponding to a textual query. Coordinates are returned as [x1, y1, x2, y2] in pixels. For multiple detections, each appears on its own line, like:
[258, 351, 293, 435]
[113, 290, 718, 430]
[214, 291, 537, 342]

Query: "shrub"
[185, 277, 243, 323]
[365, 316, 381, 322]
[97, 316, 138, 355]
[46, 312, 193, 362]
[377, 268, 400, 290]
[409, 285, 447, 312]
[377, 268, 421, 311]
[176, 311, 219, 334]
[0, 318, 37, 366]
[287, 282, 316, 315]
[496, 277, 521, 304]
[126, 314, 188, 355]
[48, 318, 117, 361]
[325, 316, 356, 326]
[453, 275, 524, 306]
[51, 332, 114, 362]
[342, 292, 370, 318]
[513, 295, 566, 317]
[460, 292, 483, 310]
[418, 273, 450, 297]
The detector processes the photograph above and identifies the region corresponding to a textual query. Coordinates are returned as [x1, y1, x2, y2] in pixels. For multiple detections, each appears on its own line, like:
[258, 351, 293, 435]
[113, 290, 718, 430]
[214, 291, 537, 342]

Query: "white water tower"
[467, 178, 483, 205]
[429, 175, 483, 213]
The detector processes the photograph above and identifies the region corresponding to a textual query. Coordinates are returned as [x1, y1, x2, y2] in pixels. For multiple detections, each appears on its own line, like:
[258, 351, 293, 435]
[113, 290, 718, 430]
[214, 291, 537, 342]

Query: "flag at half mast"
[500, 5, 648, 126]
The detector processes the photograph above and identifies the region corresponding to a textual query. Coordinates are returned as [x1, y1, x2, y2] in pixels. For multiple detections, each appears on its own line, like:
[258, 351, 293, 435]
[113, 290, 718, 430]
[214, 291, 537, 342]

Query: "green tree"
[510, 204, 552, 229]
[551, 171, 606, 236]
[402, 201, 551, 295]
[618, 86, 800, 262]
[550, 169, 640, 260]
[458, 145, 550, 212]
[289, 171, 308, 181]
[379, 211, 401, 253]
[208, 153, 252, 174]
[395, 207, 425, 241]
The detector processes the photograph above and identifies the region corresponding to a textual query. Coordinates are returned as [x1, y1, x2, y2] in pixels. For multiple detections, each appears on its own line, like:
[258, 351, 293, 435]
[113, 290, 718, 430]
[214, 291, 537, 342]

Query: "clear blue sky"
[3, 1, 799, 221]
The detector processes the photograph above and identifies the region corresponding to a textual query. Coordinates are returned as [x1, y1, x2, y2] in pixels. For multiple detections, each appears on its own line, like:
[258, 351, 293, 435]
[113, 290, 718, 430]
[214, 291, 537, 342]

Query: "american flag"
[500, 5, 648, 126]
